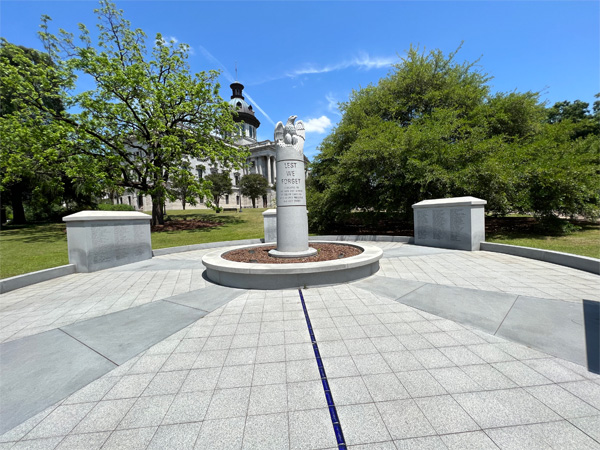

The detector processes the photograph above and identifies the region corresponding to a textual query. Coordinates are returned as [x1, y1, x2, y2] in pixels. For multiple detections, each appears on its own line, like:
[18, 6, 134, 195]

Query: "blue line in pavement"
[298, 289, 347, 450]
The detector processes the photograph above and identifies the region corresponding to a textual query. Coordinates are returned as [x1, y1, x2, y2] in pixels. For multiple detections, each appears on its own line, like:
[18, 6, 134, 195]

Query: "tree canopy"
[204, 172, 232, 210]
[1, 0, 247, 225]
[307, 45, 599, 232]
[239, 174, 269, 208]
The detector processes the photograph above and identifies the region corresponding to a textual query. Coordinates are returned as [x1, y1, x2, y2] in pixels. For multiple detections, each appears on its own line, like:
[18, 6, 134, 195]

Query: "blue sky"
[1, 1, 598, 159]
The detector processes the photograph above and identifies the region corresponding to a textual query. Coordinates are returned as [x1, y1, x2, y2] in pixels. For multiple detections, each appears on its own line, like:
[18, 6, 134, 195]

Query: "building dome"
[229, 81, 260, 129]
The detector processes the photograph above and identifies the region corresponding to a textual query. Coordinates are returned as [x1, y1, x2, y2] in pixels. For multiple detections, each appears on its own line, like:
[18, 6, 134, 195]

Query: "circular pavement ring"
[202, 241, 383, 290]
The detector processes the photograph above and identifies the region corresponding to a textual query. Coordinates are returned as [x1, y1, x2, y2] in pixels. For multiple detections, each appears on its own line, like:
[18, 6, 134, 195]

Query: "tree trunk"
[10, 185, 26, 224]
[151, 195, 165, 226]
[251, 197, 256, 208]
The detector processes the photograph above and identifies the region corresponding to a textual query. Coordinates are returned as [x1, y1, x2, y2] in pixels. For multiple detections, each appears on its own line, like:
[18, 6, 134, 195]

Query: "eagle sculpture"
[274, 115, 305, 154]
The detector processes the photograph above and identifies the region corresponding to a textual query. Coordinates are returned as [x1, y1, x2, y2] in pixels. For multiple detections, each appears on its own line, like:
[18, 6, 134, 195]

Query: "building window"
[234, 174, 240, 186]
[236, 195, 240, 205]
[197, 167, 203, 179]
[225, 195, 229, 205]
[138, 195, 144, 208]
[128, 196, 132, 206]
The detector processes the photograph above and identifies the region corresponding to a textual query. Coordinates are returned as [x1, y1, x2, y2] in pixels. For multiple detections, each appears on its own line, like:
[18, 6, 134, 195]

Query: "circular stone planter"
[202, 241, 383, 290]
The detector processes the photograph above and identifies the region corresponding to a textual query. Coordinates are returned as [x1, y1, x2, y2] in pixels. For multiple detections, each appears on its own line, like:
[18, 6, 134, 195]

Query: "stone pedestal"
[269, 116, 317, 258]
[263, 209, 277, 243]
[412, 197, 487, 251]
[63, 211, 152, 272]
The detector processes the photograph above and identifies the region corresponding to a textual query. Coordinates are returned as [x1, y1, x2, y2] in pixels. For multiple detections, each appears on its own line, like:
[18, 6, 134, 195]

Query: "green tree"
[205, 172, 232, 210]
[239, 174, 269, 208]
[308, 45, 599, 232]
[1, 1, 246, 226]
[168, 161, 199, 210]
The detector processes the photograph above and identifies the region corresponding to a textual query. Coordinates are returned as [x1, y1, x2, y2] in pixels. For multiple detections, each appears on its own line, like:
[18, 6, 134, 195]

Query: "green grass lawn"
[1, 209, 598, 279]
[486, 222, 600, 259]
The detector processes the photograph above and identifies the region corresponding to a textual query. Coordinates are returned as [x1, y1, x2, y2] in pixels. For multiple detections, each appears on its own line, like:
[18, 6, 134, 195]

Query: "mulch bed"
[151, 219, 222, 232]
[223, 243, 363, 264]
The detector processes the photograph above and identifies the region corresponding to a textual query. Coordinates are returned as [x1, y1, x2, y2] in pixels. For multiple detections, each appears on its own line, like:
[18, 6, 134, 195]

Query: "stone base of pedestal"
[412, 196, 486, 251]
[268, 247, 318, 258]
[262, 209, 277, 243]
[63, 211, 152, 272]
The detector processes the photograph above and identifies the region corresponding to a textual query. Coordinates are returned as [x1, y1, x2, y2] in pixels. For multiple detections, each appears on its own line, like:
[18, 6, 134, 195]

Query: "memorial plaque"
[416, 210, 430, 240]
[432, 209, 446, 240]
[450, 208, 466, 242]
[276, 160, 306, 207]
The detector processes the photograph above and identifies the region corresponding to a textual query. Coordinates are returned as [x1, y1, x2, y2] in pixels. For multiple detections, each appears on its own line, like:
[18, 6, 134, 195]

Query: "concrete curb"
[0, 265, 76, 294]
[309, 235, 414, 243]
[152, 238, 263, 256]
[481, 242, 600, 275]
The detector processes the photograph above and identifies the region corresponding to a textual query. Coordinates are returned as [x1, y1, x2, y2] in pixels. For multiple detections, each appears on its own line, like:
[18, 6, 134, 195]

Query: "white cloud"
[303, 116, 332, 134]
[287, 52, 396, 78]
[326, 93, 341, 117]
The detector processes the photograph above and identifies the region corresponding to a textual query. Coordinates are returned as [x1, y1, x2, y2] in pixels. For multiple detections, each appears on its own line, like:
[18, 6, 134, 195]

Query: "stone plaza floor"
[0, 241, 599, 449]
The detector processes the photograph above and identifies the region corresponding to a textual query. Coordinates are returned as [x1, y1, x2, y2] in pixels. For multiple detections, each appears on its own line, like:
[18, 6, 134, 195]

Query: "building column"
[266, 155, 271, 185]
[272, 156, 276, 183]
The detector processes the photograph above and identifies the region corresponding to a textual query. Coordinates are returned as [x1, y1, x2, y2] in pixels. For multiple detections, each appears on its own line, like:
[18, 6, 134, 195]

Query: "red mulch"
[223, 243, 363, 264]
[151, 219, 222, 232]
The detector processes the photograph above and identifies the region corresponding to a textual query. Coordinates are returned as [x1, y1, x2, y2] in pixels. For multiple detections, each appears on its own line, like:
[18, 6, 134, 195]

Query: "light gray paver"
[1, 240, 599, 449]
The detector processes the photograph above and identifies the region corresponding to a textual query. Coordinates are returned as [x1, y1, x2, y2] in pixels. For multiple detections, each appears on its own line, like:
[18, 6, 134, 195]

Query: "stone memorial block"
[269, 115, 317, 258]
[63, 211, 152, 272]
[262, 209, 277, 243]
[412, 197, 487, 251]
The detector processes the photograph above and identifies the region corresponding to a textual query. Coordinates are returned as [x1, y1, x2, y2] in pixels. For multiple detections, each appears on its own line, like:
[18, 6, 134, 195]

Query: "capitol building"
[117, 81, 283, 211]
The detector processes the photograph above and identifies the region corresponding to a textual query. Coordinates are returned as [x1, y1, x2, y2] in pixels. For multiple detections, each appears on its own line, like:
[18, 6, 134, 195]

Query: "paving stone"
[285, 343, 315, 361]
[377, 399, 436, 440]
[460, 364, 517, 390]
[143, 370, 188, 396]
[362, 373, 410, 402]
[467, 344, 514, 363]
[286, 359, 321, 382]
[117, 394, 174, 429]
[162, 391, 212, 424]
[410, 348, 454, 369]
[252, 361, 287, 386]
[103, 373, 155, 400]
[287, 380, 328, 411]
[24, 403, 95, 439]
[440, 431, 499, 449]
[486, 420, 600, 450]
[337, 403, 391, 445]
[415, 395, 479, 434]
[396, 370, 447, 398]
[524, 358, 585, 383]
[247, 383, 287, 415]
[192, 349, 228, 369]
[217, 364, 254, 388]
[55, 431, 110, 450]
[560, 380, 600, 410]
[318, 340, 350, 357]
[453, 388, 561, 428]
[62, 377, 120, 404]
[181, 367, 222, 393]
[11, 436, 64, 450]
[344, 338, 378, 355]
[242, 413, 289, 450]
[382, 351, 424, 372]
[101, 427, 157, 450]
[370, 336, 405, 353]
[204, 387, 250, 420]
[349, 441, 396, 450]
[72, 398, 135, 433]
[569, 415, 600, 442]
[394, 435, 447, 450]
[255, 344, 286, 363]
[224, 348, 257, 366]
[429, 366, 482, 393]
[147, 423, 202, 450]
[289, 408, 337, 450]
[352, 353, 392, 375]
[525, 384, 600, 418]
[328, 376, 372, 406]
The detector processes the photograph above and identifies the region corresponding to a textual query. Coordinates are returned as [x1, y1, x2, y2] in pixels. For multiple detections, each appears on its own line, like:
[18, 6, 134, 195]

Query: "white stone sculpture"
[269, 116, 317, 258]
